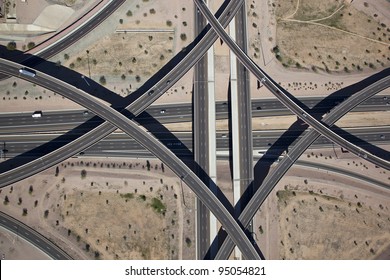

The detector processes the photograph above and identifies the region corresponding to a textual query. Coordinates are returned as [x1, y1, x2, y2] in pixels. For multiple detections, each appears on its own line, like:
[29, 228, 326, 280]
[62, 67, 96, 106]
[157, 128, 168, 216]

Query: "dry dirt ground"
[62, 31, 175, 96]
[269, 0, 390, 73]
[0, 158, 196, 259]
[51, 0, 194, 100]
[0, 0, 195, 111]
[247, 0, 390, 99]
[277, 182, 390, 259]
[252, 150, 390, 260]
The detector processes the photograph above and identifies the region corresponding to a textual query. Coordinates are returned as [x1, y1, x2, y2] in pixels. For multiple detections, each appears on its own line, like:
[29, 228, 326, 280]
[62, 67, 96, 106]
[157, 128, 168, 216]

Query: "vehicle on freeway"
[221, 134, 227, 138]
[31, 111, 43, 118]
[160, 109, 166, 114]
[19, 68, 36, 77]
[83, 111, 89, 116]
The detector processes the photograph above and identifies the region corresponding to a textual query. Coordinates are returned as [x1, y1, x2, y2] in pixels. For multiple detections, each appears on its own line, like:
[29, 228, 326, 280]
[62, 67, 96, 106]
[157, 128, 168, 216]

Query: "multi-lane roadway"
[215, 75, 390, 259]
[194, 0, 390, 170]
[0, 0, 243, 188]
[0, 95, 388, 134]
[0, 58, 261, 260]
[2, 127, 388, 160]
[0, 0, 389, 260]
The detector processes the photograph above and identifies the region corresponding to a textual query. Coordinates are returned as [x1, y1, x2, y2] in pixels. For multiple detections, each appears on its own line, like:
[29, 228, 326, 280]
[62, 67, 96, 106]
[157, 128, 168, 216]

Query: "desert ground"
[253, 146, 390, 260]
[1, 149, 389, 260]
[0, 158, 197, 259]
[0, 0, 389, 260]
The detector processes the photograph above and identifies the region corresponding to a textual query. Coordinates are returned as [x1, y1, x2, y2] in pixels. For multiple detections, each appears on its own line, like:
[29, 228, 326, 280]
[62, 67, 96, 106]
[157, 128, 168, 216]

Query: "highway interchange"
[0, 0, 389, 260]
[1, 127, 389, 159]
[194, 0, 390, 171]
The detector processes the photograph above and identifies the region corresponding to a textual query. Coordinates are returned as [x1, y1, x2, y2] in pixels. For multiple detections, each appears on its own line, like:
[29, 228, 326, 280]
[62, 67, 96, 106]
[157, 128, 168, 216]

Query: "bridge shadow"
[250, 67, 390, 196]
[207, 67, 390, 259]
[0, 23, 241, 247]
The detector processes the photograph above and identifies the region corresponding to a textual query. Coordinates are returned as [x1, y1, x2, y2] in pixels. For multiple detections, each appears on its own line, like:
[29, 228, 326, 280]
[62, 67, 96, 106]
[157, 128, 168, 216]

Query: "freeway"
[194, 0, 390, 170]
[0, 211, 72, 260]
[193, 2, 212, 259]
[0, 0, 243, 188]
[0, 126, 386, 158]
[3, 127, 388, 159]
[0, 0, 253, 258]
[234, 1, 253, 211]
[0, 95, 388, 134]
[0, 60, 261, 259]
[215, 75, 390, 259]
[0, 122, 375, 159]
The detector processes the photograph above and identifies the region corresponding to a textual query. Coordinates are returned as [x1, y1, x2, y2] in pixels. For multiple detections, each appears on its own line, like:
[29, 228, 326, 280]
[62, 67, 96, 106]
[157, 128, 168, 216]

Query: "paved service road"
[0, 59, 261, 260]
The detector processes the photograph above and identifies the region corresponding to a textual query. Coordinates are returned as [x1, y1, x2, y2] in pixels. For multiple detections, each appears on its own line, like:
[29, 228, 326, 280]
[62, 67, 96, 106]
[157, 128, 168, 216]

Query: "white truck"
[19, 68, 36, 78]
[31, 111, 42, 118]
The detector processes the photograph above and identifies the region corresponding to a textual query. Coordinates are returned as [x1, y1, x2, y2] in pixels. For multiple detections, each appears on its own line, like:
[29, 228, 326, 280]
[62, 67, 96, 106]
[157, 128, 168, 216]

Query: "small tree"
[99, 76, 106, 85]
[29, 185, 33, 194]
[146, 160, 151, 171]
[4, 196, 9, 205]
[81, 169, 87, 179]
[44, 210, 49, 218]
[7, 41, 17, 51]
[259, 225, 264, 234]
[22, 208, 28, 216]
[27, 42, 36, 49]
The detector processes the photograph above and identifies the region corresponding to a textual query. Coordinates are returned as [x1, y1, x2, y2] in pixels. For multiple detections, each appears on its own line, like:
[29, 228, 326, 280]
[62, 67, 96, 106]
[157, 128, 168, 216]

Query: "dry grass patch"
[277, 187, 390, 259]
[63, 32, 174, 91]
[274, 0, 390, 72]
[60, 190, 169, 260]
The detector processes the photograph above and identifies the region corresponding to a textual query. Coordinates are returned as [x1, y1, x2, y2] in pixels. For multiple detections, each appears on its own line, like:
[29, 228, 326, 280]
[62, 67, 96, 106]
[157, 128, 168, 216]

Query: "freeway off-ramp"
[0, 211, 72, 260]
[0, 59, 261, 260]
[215, 75, 390, 259]
[1, 1, 388, 257]
[0, 0, 242, 189]
[194, 0, 390, 170]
